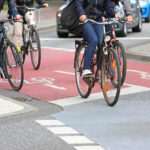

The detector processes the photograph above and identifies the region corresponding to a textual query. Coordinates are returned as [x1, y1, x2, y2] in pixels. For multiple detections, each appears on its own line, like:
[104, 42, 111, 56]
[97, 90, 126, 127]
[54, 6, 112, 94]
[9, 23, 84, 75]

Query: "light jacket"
[0, 0, 19, 16]
[75, 0, 116, 20]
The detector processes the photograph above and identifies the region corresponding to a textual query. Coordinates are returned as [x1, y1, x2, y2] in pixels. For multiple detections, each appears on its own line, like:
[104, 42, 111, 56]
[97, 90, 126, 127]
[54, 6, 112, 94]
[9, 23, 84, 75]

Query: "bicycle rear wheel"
[3, 40, 24, 91]
[112, 41, 127, 86]
[101, 48, 121, 106]
[30, 28, 41, 70]
[75, 44, 92, 98]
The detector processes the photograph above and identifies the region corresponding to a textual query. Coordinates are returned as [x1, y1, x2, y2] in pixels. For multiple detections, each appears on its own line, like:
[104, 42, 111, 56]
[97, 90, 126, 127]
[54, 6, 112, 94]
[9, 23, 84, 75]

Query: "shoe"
[82, 69, 92, 78]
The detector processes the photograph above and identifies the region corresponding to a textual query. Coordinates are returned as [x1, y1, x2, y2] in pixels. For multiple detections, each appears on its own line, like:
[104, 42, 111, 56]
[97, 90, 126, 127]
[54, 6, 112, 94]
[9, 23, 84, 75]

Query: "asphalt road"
[0, 23, 150, 150]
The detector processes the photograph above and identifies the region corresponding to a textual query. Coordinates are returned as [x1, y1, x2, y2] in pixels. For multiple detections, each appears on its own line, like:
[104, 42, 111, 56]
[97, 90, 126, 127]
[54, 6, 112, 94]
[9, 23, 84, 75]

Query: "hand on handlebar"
[79, 15, 87, 22]
[115, 13, 119, 18]
[126, 15, 134, 23]
[43, 3, 49, 8]
[15, 15, 22, 20]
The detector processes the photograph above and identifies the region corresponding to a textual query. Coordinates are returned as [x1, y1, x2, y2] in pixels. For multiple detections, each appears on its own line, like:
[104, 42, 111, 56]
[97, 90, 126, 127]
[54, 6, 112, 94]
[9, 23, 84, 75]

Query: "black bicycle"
[0, 19, 24, 91]
[74, 18, 121, 106]
[17, 5, 44, 70]
[106, 18, 127, 86]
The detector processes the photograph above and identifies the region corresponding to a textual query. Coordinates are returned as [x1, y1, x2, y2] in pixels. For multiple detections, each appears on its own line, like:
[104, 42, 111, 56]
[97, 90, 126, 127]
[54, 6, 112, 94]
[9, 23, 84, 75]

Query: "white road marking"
[127, 69, 150, 80]
[47, 127, 79, 134]
[36, 120, 65, 126]
[50, 84, 150, 107]
[36, 119, 106, 150]
[59, 135, 95, 144]
[40, 37, 150, 41]
[74, 146, 106, 150]
[54, 71, 75, 75]
[42, 46, 75, 52]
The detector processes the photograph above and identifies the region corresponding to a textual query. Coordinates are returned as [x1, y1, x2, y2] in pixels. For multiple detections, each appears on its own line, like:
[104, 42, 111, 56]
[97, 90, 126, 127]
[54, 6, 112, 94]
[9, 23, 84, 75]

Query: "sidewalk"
[0, 1, 150, 118]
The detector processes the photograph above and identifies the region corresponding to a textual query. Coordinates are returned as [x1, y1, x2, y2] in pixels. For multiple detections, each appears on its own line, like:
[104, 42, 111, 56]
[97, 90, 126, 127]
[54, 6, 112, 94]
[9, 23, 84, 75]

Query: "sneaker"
[82, 69, 92, 78]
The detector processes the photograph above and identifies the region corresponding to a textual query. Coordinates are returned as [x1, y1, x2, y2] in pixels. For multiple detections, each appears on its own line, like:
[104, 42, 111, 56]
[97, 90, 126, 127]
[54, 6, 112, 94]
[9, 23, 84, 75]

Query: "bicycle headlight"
[57, 12, 62, 18]
[105, 35, 111, 42]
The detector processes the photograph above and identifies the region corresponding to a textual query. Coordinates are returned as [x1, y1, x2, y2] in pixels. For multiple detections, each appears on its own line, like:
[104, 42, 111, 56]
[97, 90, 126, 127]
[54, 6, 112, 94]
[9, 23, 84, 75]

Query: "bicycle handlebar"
[16, 5, 45, 10]
[80, 18, 131, 25]
[0, 19, 12, 24]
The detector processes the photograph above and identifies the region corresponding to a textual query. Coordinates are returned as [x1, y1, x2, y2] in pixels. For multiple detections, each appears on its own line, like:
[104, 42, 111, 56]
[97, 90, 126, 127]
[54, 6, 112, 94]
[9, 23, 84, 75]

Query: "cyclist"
[106, 0, 134, 36]
[112, 0, 133, 23]
[0, 0, 21, 77]
[11, 0, 48, 52]
[75, 0, 119, 78]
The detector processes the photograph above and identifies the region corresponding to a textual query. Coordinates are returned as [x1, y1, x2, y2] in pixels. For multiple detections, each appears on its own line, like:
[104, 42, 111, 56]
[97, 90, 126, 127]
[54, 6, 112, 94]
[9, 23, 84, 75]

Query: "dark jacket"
[75, 0, 116, 20]
[0, 0, 19, 16]
[16, 0, 45, 16]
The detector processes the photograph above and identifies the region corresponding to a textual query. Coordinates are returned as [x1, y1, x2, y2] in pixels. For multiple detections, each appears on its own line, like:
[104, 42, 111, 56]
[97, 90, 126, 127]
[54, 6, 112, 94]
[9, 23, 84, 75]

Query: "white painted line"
[36, 120, 65, 126]
[59, 135, 95, 144]
[40, 37, 150, 41]
[47, 127, 79, 134]
[54, 71, 75, 76]
[50, 84, 150, 107]
[74, 146, 106, 150]
[42, 46, 75, 52]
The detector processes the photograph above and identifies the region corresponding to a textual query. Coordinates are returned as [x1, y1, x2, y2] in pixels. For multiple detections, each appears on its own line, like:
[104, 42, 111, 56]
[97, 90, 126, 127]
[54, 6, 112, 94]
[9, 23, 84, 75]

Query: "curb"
[0, 95, 36, 118]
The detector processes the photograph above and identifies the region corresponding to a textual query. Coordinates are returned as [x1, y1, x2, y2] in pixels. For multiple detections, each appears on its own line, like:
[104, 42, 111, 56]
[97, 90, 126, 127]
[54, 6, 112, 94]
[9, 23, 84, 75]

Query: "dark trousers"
[82, 21, 103, 70]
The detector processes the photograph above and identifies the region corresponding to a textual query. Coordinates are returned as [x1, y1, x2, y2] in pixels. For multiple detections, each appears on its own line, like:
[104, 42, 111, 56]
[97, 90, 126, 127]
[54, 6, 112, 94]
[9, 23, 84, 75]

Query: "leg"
[13, 18, 23, 51]
[82, 22, 98, 70]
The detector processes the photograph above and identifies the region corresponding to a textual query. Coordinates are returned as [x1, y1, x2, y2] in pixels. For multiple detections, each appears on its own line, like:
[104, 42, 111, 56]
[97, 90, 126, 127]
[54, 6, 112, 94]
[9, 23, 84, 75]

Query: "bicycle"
[74, 18, 121, 106]
[106, 18, 127, 86]
[0, 19, 24, 91]
[16, 5, 44, 70]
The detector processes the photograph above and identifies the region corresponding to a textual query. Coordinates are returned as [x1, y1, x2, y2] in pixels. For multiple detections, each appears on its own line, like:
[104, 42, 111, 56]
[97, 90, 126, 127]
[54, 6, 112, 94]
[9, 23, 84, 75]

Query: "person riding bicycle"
[105, 0, 134, 36]
[112, 0, 133, 22]
[75, 0, 119, 78]
[10, 0, 48, 52]
[0, 0, 21, 77]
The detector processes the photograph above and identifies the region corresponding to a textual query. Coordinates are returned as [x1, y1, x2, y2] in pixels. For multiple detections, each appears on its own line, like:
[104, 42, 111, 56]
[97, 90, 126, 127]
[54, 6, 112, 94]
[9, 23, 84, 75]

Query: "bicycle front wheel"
[75, 44, 92, 98]
[101, 48, 121, 106]
[3, 40, 24, 91]
[30, 28, 41, 70]
[112, 41, 127, 86]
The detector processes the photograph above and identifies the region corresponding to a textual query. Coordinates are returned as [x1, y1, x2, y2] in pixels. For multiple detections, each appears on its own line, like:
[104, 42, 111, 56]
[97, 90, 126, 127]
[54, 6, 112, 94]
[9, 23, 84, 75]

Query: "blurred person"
[0, 0, 21, 77]
[11, 0, 48, 52]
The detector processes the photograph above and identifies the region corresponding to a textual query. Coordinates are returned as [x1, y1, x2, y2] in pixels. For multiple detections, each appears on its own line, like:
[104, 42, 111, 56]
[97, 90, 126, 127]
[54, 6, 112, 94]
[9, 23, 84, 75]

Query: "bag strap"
[85, 0, 95, 15]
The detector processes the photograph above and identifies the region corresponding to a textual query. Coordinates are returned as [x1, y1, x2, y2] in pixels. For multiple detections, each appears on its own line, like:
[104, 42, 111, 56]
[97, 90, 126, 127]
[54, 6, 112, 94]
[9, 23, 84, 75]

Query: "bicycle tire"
[22, 29, 27, 64]
[101, 47, 121, 106]
[3, 40, 24, 91]
[74, 44, 92, 98]
[30, 28, 41, 70]
[112, 41, 127, 86]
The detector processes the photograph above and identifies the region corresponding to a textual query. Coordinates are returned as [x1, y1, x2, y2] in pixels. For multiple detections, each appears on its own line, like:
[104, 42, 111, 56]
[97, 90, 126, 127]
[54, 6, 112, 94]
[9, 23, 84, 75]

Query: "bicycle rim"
[113, 41, 127, 86]
[3, 41, 24, 91]
[75, 45, 92, 98]
[101, 48, 121, 106]
[30, 28, 41, 70]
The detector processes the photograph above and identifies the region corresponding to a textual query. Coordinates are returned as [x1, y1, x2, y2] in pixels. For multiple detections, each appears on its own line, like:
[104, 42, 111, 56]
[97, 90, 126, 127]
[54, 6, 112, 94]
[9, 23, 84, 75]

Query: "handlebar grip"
[36, 5, 45, 9]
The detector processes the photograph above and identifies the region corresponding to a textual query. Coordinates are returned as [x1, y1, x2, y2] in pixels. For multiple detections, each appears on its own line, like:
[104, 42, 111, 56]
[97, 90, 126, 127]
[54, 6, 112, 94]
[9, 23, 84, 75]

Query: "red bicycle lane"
[1, 48, 150, 102]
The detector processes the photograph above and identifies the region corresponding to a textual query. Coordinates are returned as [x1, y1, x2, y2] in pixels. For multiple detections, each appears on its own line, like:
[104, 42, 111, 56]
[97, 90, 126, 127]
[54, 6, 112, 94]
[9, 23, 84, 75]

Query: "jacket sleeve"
[120, 0, 132, 15]
[7, 0, 20, 16]
[104, 0, 116, 17]
[75, 0, 86, 17]
[36, 0, 45, 5]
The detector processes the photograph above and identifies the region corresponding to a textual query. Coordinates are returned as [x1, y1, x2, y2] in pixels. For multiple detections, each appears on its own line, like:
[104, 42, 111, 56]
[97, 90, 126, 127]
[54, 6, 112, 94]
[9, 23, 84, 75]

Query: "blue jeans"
[0, 24, 3, 68]
[82, 21, 103, 70]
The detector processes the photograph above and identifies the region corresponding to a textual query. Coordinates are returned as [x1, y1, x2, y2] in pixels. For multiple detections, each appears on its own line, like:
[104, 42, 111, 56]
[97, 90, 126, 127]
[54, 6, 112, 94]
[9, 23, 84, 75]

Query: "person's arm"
[120, 0, 132, 15]
[7, 0, 19, 16]
[7, 0, 21, 20]
[104, 0, 118, 18]
[36, 0, 48, 8]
